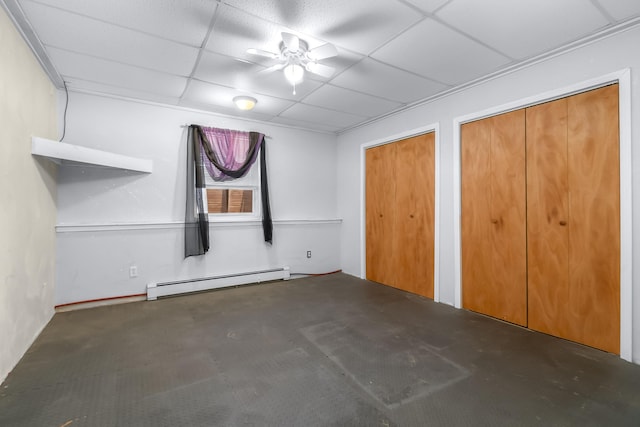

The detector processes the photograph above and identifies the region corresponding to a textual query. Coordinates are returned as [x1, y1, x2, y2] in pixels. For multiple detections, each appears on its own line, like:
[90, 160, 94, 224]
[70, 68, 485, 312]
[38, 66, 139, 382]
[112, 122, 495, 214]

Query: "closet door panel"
[395, 133, 435, 298]
[417, 132, 435, 299]
[527, 85, 620, 354]
[566, 85, 620, 353]
[489, 111, 527, 326]
[526, 99, 570, 337]
[366, 143, 397, 286]
[461, 119, 494, 317]
[462, 112, 526, 325]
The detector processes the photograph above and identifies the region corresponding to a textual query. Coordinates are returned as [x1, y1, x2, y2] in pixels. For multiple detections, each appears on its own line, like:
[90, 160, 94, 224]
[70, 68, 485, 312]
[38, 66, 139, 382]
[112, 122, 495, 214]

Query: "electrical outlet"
[307, 251, 312, 258]
[129, 266, 138, 278]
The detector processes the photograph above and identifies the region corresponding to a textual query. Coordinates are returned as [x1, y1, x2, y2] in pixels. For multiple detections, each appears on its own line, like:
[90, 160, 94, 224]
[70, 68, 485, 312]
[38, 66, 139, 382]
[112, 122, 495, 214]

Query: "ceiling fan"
[247, 32, 338, 94]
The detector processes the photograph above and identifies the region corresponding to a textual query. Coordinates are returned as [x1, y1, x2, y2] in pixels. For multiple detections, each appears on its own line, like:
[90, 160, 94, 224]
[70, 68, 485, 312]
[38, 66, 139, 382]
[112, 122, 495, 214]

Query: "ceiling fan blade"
[307, 43, 338, 60]
[306, 62, 336, 78]
[258, 63, 286, 74]
[246, 48, 279, 59]
[281, 32, 299, 52]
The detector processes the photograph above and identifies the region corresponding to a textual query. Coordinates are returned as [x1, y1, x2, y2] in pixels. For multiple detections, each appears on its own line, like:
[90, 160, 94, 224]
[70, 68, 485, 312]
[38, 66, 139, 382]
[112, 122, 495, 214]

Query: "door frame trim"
[452, 69, 632, 361]
[360, 123, 440, 302]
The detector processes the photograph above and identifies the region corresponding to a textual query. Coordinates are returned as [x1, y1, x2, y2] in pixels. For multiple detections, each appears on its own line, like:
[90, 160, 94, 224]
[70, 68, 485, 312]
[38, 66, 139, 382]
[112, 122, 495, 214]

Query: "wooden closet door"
[366, 143, 397, 286]
[394, 133, 435, 298]
[528, 85, 620, 353]
[526, 98, 571, 339]
[461, 110, 527, 326]
[568, 85, 620, 353]
[461, 119, 493, 316]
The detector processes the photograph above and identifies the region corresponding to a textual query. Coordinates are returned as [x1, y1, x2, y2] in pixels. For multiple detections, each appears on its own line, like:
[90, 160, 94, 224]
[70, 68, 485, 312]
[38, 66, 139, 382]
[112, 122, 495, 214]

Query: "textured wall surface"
[0, 6, 57, 383]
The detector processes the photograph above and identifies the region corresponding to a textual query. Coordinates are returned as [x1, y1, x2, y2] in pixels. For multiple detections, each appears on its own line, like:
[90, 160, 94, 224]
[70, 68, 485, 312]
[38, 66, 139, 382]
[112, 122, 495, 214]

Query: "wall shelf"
[31, 137, 153, 173]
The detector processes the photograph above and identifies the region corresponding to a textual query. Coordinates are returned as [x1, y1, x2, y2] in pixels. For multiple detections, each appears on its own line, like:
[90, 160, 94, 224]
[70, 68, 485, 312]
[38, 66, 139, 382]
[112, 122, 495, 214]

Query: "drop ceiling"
[3, 0, 640, 133]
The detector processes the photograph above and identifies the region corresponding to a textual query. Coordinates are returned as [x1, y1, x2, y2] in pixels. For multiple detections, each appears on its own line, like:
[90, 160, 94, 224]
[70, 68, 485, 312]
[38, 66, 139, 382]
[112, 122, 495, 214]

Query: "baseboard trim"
[55, 294, 147, 312]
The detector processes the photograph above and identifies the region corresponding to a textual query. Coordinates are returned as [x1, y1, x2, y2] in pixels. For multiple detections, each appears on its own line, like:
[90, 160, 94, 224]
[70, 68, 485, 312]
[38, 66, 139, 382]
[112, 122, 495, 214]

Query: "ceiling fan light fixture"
[283, 63, 304, 85]
[233, 95, 257, 111]
[247, 32, 337, 95]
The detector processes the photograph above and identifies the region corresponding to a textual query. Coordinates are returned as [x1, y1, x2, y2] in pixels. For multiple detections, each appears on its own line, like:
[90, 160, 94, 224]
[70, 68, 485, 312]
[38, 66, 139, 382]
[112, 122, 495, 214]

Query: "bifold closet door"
[461, 110, 527, 326]
[527, 85, 620, 354]
[366, 142, 397, 287]
[394, 133, 435, 298]
[365, 133, 435, 298]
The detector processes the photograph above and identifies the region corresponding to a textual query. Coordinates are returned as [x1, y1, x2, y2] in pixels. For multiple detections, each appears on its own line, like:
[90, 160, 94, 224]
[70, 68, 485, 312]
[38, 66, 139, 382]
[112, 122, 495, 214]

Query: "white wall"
[0, 6, 57, 383]
[56, 93, 340, 305]
[337, 25, 640, 362]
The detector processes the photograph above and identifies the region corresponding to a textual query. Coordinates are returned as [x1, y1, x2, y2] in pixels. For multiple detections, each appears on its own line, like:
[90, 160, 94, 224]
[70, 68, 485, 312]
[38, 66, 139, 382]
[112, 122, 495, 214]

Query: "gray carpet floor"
[1, 273, 639, 426]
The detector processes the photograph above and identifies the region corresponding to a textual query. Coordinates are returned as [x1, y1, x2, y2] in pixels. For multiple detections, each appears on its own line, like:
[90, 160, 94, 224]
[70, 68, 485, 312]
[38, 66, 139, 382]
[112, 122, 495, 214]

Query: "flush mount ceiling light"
[233, 96, 257, 111]
[247, 32, 338, 95]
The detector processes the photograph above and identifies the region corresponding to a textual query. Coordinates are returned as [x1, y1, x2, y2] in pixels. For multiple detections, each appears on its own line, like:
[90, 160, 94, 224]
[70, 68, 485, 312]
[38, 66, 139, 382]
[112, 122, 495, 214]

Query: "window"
[204, 160, 260, 219]
[207, 188, 253, 213]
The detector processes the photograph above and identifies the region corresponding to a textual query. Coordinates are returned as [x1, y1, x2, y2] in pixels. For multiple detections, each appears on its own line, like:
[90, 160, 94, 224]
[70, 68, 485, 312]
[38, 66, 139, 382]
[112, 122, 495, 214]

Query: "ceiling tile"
[193, 51, 262, 91]
[244, 69, 325, 101]
[270, 116, 341, 133]
[48, 48, 188, 97]
[331, 58, 449, 103]
[437, 0, 610, 59]
[372, 19, 511, 85]
[182, 80, 294, 117]
[20, 1, 199, 76]
[596, 0, 640, 20]
[22, 0, 217, 46]
[223, 0, 423, 54]
[278, 103, 367, 129]
[205, 4, 283, 61]
[180, 99, 277, 123]
[403, 0, 451, 13]
[63, 78, 181, 106]
[303, 85, 402, 117]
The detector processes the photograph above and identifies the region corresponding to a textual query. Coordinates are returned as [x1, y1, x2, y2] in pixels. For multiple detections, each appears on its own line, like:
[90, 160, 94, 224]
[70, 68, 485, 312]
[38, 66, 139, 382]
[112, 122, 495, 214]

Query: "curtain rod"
[181, 124, 271, 138]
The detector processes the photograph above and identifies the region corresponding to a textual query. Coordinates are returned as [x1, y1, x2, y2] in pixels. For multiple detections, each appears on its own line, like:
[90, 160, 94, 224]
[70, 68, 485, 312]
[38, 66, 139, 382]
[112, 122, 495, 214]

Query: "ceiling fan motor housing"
[279, 39, 310, 66]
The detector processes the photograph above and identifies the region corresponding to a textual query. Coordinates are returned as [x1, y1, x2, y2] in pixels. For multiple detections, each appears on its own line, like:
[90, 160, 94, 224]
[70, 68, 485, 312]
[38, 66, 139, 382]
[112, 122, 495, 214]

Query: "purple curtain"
[185, 125, 272, 258]
[199, 127, 261, 182]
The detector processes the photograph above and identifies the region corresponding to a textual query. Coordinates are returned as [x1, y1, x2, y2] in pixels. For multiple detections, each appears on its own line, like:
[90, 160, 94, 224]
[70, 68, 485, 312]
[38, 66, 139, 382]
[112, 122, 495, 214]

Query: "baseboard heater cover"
[146, 267, 290, 300]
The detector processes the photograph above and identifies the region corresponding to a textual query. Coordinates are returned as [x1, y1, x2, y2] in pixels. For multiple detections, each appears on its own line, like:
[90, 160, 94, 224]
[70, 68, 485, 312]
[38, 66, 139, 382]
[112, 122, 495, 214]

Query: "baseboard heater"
[146, 267, 290, 301]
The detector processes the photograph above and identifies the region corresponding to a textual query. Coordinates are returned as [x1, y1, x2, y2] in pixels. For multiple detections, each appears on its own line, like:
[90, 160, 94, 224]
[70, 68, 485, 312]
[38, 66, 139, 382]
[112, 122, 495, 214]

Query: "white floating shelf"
[31, 137, 152, 173]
